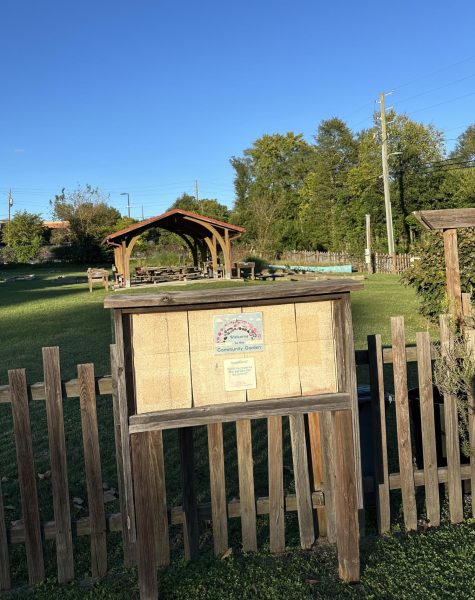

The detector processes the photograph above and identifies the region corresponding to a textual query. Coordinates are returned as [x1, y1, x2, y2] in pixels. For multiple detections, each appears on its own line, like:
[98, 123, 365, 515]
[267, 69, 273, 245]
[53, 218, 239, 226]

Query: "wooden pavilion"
[104, 208, 245, 287]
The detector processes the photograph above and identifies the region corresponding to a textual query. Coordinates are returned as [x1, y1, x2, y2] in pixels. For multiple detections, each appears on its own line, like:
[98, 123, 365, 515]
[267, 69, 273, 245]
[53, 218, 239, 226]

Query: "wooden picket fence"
[0, 316, 474, 591]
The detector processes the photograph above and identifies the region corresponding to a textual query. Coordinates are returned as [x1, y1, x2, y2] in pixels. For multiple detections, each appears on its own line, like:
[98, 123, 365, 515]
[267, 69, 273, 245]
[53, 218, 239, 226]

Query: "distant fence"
[1, 316, 474, 591]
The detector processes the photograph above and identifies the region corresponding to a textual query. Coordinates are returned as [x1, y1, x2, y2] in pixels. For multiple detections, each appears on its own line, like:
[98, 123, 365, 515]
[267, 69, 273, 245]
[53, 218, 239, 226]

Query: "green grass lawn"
[1, 265, 470, 600]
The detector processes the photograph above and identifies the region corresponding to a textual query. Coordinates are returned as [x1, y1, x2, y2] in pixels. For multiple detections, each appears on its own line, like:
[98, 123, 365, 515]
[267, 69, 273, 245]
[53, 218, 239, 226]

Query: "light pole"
[120, 192, 131, 218]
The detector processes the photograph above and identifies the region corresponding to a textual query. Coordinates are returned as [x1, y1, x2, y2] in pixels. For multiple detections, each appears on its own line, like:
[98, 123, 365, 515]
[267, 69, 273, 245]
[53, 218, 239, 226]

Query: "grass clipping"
[434, 325, 475, 458]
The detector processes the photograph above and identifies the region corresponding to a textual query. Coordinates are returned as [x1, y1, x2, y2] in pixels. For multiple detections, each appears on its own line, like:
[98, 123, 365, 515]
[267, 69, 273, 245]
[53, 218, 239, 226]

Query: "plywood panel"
[298, 339, 337, 396]
[295, 301, 333, 341]
[132, 312, 192, 413]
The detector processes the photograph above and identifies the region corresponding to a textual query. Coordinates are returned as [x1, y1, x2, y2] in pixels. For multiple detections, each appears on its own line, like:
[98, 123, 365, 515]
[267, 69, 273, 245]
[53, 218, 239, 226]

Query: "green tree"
[51, 185, 121, 263]
[2, 211, 44, 262]
[170, 193, 231, 222]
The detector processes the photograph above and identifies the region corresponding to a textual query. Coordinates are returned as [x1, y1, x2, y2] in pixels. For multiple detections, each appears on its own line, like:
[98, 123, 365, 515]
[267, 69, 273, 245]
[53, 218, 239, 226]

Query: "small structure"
[104, 209, 245, 287]
[413, 207, 475, 322]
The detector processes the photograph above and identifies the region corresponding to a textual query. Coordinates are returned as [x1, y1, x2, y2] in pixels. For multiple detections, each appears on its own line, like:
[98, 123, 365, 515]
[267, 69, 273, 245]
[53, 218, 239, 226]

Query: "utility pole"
[141, 205, 144, 220]
[365, 214, 373, 274]
[120, 192, 131, 218]
[194, 180, 199, 203]
[379, 92, 396, 271]
[7, 189, 13, 223]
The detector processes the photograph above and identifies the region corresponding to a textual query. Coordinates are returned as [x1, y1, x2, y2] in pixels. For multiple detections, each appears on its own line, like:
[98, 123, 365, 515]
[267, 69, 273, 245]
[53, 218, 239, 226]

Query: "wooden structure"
[87, 268, 109, 292]
[413, 208, 475, 321]
[2, 307, 475, 592]
[105, 281, 363, 598]
[104, 209, 245, 288]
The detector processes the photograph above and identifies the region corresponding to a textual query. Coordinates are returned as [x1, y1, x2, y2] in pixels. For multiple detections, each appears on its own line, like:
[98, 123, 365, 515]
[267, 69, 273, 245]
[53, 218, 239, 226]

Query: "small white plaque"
[223, 358, 257, 391]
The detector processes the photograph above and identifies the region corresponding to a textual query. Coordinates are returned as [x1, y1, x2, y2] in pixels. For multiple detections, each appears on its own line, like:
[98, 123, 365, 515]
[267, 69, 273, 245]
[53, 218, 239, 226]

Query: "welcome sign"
[213, 312, 264, 354]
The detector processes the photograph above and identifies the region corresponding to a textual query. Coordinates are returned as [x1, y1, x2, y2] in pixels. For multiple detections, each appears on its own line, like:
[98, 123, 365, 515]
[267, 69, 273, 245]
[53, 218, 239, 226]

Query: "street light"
[120, 192, 131, 218]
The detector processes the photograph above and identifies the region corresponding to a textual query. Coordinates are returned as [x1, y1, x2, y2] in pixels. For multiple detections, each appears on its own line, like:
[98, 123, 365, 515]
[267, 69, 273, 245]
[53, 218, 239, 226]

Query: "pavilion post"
[443, 228, 463, 323]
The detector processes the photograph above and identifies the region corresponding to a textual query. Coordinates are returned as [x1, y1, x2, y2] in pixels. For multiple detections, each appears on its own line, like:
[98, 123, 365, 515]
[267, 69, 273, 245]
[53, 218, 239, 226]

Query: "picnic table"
[87, 268, 109, 292]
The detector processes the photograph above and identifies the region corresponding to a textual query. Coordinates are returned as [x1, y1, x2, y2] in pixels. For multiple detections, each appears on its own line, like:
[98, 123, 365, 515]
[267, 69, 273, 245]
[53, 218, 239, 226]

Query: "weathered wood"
[131, 433, 158, 600]
[289, 414, 315, 549]
[0, 474, 10, 591]
[462, 292, 473, 318]
[149, 430, 170, 567]
[391, 317, 417, 531]
[43, 347, 74, 583]
[207, 423, 228, 556]
[129, 392, 351, 433]
[466, 329, 475, 518]
[443, 229, 463, 322]
[112, 314, 137, 547]
[413, 207, 475, 230]
[307, 412, 327, 537]
[334, 409, 360, 582]
[179, 428, 200, 560]
[110, 344, 136, 566]
[8, 369, 45, 584]
[367, 334, 390, 534]
[268, 416, 285, 552]
[78, 363, 107, 579]
[440, 315, 463, 523]
[104, 280, 363, 309]
[415, 332, 440, 526]
[236, 420, 257, 552]
[319, 411, 337, 542]
[355, 344, 438, 367]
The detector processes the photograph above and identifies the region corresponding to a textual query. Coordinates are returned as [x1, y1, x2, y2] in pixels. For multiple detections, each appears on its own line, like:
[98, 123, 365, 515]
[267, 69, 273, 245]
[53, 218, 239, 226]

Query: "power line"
[390, 54, 475, 93]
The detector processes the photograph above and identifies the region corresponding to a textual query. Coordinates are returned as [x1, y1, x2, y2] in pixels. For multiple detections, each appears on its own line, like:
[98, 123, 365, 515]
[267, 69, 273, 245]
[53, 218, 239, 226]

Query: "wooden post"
[179, 427, 200, 560]
[268, 416, 285, 552]
[443, 228, 463, 323]
[365, 214, 373, 274]
[236, 420, 257, 552]
[207, 423, 228, 556]
[0, 474, 10, 591]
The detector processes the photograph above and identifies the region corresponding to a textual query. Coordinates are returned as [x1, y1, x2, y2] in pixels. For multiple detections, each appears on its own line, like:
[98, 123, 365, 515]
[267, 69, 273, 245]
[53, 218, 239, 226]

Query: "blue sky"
[1, 0, 475, 220]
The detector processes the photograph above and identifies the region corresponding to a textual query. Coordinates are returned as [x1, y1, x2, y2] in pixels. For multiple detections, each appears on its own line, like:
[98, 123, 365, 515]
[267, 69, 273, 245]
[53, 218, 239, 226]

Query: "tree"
[51, 185, 121, 263]
[170, 193, 231, 222]
[2, 211, 44, 262]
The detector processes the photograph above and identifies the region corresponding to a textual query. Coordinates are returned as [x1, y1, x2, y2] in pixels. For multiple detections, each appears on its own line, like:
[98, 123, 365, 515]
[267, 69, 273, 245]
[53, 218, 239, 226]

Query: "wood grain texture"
[207, 423, 228, 556]
[415, 332, 440, 526]
[413, 207, 475, 230]
[131, 433, 158, 600]
[319, 411, 336, 542]
[129, 393, 351, 433]
[334, 410, 360, 583]
[43, 347, 74, 583]
[466, 329, 475, 518]
[149, 430, 170, 567]
[268, 416, 285, 552]
[104, 280, 363, 309]
[367, 334, 390, 534]
[110, 344, 136, 566]
[391, 317, 417, 531]
[8, 369, 45, 584]
[78, 363, 107, 579]
[443, 229, 463, 322]
[0, 474, 10, 591]
[179, 428, 200, 560]
[236, 420, 257, 552]
[439, 315, 463, 523]
[307, 412, 327, 537]
[289, 414, 315, 549]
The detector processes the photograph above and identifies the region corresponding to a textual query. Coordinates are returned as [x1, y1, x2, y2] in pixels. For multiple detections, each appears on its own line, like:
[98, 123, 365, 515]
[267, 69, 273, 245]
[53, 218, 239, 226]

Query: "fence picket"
[207, 423, 228, 556]
[78, 363, 107, 579]
[8, 368, 45, 584]
[416, 332, 440, 526]
[179, 427, 200, 560]
[0, 474, 10, 591]
[307, 412, 327, 536]
[268, 416, 285, 553]
[367, 334, 390, 533]
[150, 430, 170, 567]
[320, 411, 337, 542]
[236, 420, 257, 552]
[466, 329, 475, 518]
[439, 315, 463, 523]
[289, 414, 315, 549]
[391, 317, 417, 531]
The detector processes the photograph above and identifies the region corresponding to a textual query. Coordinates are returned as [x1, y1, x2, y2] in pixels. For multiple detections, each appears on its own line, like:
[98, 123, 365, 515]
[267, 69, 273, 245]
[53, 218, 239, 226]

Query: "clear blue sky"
[1, 0, 474, 220]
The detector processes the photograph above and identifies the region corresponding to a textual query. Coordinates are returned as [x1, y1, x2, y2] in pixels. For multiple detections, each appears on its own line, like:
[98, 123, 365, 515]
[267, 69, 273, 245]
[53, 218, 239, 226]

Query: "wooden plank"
[367, 334, 390, 534]
[236, 420, 257, 552]
[268, 416, 285, 552]
[413, 207, 475, 230]
[112, 313, 137, 547]
[391, 317, 417, 531]
[131, 433, 158, 600]
[207, 423, 228, 556]
[149, 430, 170, 567]
[334, 409, 360, 583]
[462, 292, 473, 318]
[42, 347, 74, 583]
[416, 332, 440, 527]
[319, 411, 337, 542]
[129, 392, 351, 433]
[289, 414, 314, 549]
[307, 412, 327, 537]
[78, 363, 107, 579]
[443, 229, 463, 322]
[104, 280, 364, 309]
[466, 329, 475, 517]
[440, 315, 463, 523]
[179, 428, 200, 560]
[110, 344, 136, 566]
[8, 369, 45, 584]
[0, 474, 10, 591]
